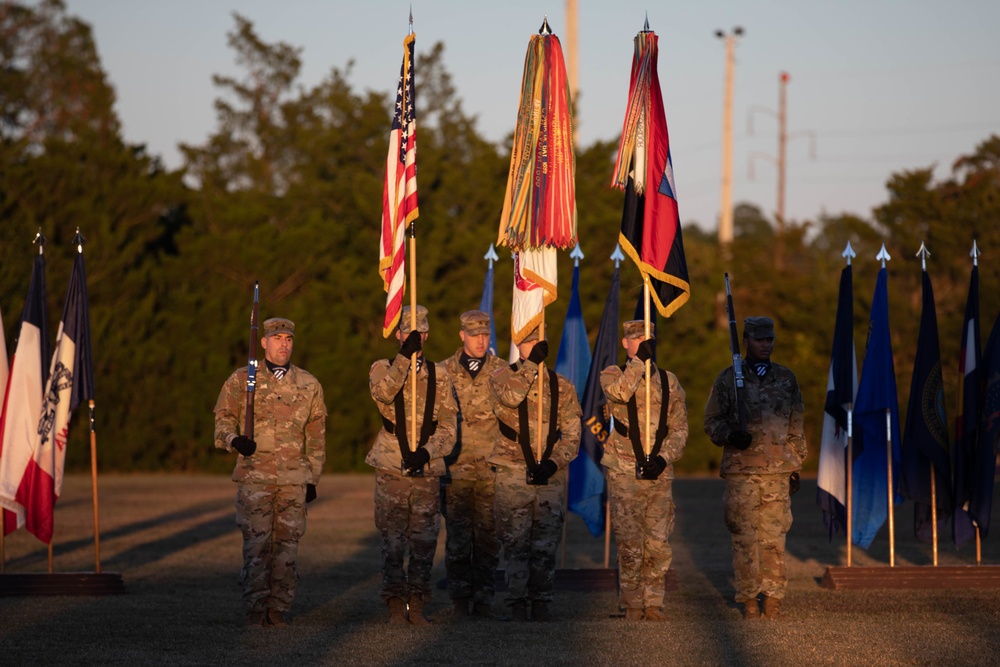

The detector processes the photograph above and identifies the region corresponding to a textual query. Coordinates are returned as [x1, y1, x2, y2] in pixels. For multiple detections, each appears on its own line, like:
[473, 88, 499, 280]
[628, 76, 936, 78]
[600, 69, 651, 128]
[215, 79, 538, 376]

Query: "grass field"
[2, 473, 999, 666]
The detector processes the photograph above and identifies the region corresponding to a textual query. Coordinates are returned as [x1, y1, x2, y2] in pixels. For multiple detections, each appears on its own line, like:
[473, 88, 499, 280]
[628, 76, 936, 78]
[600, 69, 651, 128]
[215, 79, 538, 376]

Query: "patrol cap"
[743, 316, 776, 339]
[521, 326, 540, 343]
[623, 320, 646, 340]
[399, 305, 430, 334]
[460, 310, 492, 336]
[263, 317, 295, 337]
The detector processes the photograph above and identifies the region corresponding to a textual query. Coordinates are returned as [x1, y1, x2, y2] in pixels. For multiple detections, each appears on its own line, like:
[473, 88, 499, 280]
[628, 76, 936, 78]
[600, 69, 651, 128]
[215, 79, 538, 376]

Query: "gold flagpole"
[846, 406, 853, 567]
[90, 400, 101, 572]
[408, 224, 418, 455]
[930, 465, 938, 566]
[643, 278, 652, 458]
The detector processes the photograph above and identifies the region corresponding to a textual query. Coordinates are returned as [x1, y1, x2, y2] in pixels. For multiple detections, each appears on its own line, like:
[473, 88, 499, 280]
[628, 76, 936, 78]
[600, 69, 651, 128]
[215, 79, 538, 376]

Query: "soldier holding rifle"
[601, 320, 688, 622]
[214, 306, 327, 628]
[488, 326, 581, 622]
[704, 283, 806, 621]
[368, 305, 457, 625]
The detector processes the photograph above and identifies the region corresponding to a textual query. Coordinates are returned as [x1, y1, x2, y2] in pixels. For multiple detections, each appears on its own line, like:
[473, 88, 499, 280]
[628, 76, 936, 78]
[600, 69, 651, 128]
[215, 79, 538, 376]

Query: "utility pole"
[715, 27, 743, 249]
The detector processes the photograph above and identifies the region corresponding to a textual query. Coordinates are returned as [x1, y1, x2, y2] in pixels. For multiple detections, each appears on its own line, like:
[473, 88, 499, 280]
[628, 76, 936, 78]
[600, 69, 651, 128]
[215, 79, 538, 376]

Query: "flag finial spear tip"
[570, 242, 584, 266]
[484, 244, 499, 265]
[610, 244, 625, 267]
[842, 240, 856, 264]
[971, 239, 981, 266]
[408, 5, 413, 33]
[33, 227, 47, 253]
[73, 227, 86, 253]
[876, 243, 891, 267]
[643, 12, 650, 32]
[539, 16, 551, 35]
[916, 241, 930, 270]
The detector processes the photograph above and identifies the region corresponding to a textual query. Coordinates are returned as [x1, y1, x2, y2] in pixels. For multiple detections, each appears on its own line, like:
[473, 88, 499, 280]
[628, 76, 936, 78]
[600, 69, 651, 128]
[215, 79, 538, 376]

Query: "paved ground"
[1, 474, 999, 666]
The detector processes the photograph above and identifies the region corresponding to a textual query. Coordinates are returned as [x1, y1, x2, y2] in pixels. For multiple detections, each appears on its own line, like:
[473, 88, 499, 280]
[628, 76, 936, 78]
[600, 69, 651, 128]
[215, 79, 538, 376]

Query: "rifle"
[244, 281, 260, 440]
[724, 273, 748, 431]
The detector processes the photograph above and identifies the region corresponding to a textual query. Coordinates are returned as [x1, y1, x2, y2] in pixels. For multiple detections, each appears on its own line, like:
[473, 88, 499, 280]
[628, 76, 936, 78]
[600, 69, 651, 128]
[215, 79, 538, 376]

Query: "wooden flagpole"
[90, 400, 101, 572]
[930, 466, 938, 566]
[408, 223, 418, 455]
[886, 409, 895, 568]
[846, 406, 854, 567]
[643, 278, 652, 458]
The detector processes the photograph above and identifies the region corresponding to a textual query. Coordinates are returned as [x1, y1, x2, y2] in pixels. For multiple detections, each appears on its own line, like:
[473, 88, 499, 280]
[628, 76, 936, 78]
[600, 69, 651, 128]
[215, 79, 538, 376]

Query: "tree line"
[1, 1, 998, 475]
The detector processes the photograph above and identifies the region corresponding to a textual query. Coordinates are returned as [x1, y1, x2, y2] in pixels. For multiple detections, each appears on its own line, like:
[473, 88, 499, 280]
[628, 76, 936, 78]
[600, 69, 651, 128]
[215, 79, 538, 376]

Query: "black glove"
[231, 435, 256, 456]
[305, 484, 317, 504]
[639, 455, 667, 480]
[527, 340, 549, 364]
[727, 430, 753, 451]
[403, 447, 430, 474]
[527, 459, 558, 485]
[789, 471, 800, 496]
[399, 330, 423, 358]
[635, 339, 655, 363]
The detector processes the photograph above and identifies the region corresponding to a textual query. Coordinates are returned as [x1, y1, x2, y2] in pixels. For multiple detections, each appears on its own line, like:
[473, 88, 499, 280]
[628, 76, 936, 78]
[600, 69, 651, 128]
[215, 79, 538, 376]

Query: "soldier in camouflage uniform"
[601, 321, 688, 622]
[214, 317, 327, 628]
[703, 317, 806, 620]
[368, 305, 458, 625]
[488, 326, 581, 622]
[439, 310, 505, 619]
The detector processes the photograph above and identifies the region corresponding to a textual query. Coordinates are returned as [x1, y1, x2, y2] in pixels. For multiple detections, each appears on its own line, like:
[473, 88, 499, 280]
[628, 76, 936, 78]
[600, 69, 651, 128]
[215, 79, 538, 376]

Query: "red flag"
[379, 33, 418, 338]
[613, 31, 690, 318]
[510, 248, 557, 345]
[0, 252, 49, 535]
[18, 250, 94, 544]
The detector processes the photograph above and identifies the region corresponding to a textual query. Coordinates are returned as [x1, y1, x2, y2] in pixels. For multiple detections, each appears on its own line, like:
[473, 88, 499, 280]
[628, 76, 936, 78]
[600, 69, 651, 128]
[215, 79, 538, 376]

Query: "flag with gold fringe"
[612, 29, 689, 317]
[498, 23, 576, 344]
[379, 32, 418, 338]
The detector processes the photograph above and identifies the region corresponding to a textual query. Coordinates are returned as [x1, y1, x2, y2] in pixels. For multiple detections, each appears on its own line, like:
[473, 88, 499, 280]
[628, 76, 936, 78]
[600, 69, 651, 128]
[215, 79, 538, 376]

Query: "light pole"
[715, 27, 743, 248]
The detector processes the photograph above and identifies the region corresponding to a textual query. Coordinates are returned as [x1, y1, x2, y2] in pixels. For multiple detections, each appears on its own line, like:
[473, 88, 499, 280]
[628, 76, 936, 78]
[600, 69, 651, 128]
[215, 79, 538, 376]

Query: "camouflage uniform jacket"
[600, 358, 688, 479]
[441, 349, 507, 481]
[367, 353, 458, 477]
[487, 359, 582, 471]
[703, 360, 807, 475]
[214, 364, 327, 485]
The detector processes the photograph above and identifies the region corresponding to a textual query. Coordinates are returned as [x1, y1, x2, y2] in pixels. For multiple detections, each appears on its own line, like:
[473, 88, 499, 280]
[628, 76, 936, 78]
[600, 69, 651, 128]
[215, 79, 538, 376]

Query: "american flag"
[379, 33, 419, 338]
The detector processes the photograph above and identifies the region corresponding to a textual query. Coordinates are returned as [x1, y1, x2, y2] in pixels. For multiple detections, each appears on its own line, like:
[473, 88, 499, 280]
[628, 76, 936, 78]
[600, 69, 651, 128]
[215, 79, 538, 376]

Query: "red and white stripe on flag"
[379, 32, 419, 338]
[511, 248, 557, 345]
[0, 323, 43, 534]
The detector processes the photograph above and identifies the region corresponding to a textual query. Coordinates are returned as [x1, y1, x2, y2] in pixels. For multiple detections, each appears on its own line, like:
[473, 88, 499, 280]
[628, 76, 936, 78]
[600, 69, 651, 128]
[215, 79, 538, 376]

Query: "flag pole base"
[821, 565, 1000, 590]
[0, 572, 125, 596]
[493, 568, 678, 592]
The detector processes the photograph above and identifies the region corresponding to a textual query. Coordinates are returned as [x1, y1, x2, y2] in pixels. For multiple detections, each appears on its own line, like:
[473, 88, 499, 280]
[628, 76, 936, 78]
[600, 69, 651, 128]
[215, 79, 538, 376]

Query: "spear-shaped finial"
[539, 15, 551, 35]
[408, 5, 413, 34]
[876, 243, 891, 268]
[611, 244, 625, 268]
[916, 241, 930, 271]
[484, 243, 499, 269]
[73, 226, 87, 254]
[842, 240, 856, 266]
[643, 12, 650, 32]
[33, 227, 46, 255]
[570, 242, 584, 267]
[971, 239, 981, 267]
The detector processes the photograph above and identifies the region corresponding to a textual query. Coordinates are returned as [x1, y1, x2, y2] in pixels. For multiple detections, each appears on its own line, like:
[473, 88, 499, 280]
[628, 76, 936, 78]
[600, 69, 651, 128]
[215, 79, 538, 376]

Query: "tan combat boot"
[387, 597, 408, 625]
[624, 607, 643, 621]
[408, 597, 432, 626]
[472, 601, 496, 619]
[266, 609, 289, 627]
[452, 598, 471, 617]
[643, 607, 666, 622]
[762, 595, 781, 620]
[531, 601, 551, 622]
[245, 611, 266, 627]
[742, 597, 761, 620]
[510, 601, 529, 622]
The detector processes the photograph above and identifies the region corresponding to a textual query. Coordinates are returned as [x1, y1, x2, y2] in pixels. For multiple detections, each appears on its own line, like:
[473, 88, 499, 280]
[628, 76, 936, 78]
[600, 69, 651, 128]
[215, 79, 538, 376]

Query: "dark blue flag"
[817, 264, 856, 539]
[567, 266, 620, 537]
[900, 269, 950, 544]
[556, 264, 592, 400]
[972, 310, 1000, 539]
[479, 257, 498, 356]
[953, 265, 981, 547]
[852, 267, 902, 549]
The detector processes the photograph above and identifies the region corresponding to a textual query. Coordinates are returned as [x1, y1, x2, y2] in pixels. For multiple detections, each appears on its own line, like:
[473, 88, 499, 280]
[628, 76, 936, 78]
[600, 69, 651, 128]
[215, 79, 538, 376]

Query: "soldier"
[600, 321, 688, 621]
[488, 326, 581, 622]
[439, 310, 506, 618]
[703, 316, 806, 620]
[214, 317, 327, 627]
[368, 305, 457, 625]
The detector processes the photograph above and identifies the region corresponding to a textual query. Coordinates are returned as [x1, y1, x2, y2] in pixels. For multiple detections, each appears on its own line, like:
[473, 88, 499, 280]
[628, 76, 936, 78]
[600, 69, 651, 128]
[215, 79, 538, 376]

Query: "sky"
[63, 0, 1000, 234]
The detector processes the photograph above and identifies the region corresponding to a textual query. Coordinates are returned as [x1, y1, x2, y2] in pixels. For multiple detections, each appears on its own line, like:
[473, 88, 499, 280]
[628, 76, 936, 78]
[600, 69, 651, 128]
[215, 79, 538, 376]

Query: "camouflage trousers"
[493, 466, 565, 605]
[443, 476, 499, 605]
[608, 469, 675, 610]
[723, 473, 793, 602]
[374, 470, 441, 603]
[235, 483, 307, 614]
